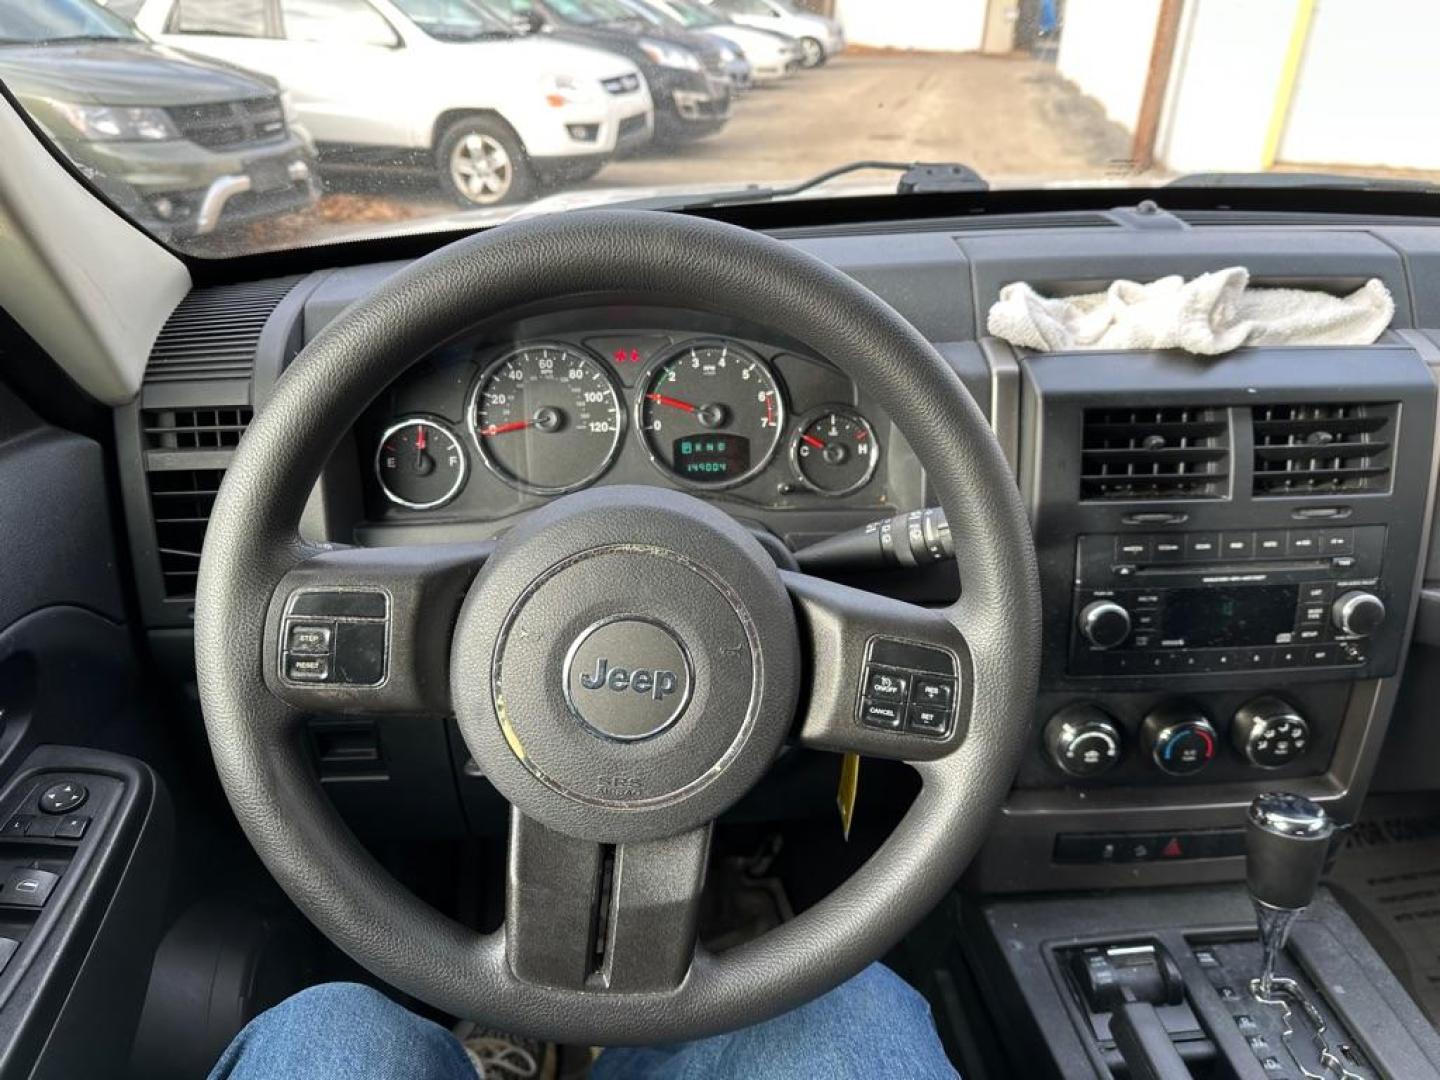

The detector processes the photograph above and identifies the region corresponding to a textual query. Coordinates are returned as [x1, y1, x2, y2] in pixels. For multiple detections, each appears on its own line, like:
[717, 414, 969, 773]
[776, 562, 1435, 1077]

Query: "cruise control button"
[906, 704, 951, 736]
[863, 666, 909, 702]
[285, 655, 331, 683]
[911, 677, 954, 709]
[38, 782, 86, 815]
[859, 699, 904, 730]
[286, 623, 333, 655]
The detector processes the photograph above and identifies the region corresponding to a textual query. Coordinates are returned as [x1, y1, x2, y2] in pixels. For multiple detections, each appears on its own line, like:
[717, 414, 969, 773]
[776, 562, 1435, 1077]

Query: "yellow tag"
[837, 753, 860, 841]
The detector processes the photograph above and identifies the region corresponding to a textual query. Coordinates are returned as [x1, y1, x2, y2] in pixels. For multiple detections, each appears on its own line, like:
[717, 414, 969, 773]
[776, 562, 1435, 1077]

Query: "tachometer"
[468, 343, 623, 494]
[637, 340, 785, 487]
[375, 418, 467, 510]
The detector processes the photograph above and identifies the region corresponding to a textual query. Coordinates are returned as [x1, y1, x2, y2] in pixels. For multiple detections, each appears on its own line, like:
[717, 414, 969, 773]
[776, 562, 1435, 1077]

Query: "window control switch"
[2, 868, 59, 908]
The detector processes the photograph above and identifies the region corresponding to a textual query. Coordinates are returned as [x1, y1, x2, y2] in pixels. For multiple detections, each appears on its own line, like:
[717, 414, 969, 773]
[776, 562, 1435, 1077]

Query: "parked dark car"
[488, 0, 733, 142]
[0, 0, 319, 242]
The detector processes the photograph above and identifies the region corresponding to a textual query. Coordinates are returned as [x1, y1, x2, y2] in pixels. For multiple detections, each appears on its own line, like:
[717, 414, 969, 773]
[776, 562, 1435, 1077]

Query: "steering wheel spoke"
[505, 811, 710, 994]
[262, 540, 493, 716]
[784, 571, 971, 762]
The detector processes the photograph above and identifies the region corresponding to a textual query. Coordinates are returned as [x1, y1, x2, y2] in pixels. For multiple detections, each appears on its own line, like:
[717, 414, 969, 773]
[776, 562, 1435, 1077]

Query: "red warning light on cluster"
[612, 348, 644, 365]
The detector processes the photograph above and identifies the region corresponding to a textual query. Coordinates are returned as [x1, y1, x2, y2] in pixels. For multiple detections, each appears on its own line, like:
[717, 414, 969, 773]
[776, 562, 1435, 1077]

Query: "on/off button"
[863, 666, 910, 702]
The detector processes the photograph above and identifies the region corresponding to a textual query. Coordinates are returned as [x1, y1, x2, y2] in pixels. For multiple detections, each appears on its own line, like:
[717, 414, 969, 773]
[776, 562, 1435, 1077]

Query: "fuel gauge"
[790, 407, 879, 496]
[375, 418, 467, 510]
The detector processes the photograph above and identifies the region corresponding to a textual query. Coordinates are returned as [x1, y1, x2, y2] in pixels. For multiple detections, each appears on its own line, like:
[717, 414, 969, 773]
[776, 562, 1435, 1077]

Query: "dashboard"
[116, 209, 1440, 897]
[355, 306, 924, 544]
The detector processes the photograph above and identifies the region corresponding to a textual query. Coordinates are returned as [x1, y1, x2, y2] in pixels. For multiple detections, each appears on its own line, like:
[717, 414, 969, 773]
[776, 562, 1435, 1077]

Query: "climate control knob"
[1078, 600, 1132, 649]
[1142, 704, 1217, 777]
[1044, 705, 1123, 778]
[1232, 696, 1309, 769]
[1332, 590, 1385, 637]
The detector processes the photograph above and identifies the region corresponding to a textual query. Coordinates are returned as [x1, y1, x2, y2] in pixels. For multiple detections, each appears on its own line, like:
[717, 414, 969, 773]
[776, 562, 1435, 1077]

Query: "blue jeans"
[209, 963, 958, 1079]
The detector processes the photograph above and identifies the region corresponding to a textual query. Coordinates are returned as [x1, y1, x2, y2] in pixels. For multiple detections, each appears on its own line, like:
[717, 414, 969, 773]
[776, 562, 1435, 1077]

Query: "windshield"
[0, 0, 141, 43]
[392, 0, 514, 39]
[2, 0, 1434, 258]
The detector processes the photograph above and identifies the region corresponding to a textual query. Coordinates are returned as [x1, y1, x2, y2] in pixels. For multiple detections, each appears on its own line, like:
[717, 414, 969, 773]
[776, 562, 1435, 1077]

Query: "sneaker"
[452, 1020, 549, 1080]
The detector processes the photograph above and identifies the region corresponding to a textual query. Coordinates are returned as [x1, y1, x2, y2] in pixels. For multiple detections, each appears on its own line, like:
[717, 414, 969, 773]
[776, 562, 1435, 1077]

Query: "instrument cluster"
[364, 319, 913, 527]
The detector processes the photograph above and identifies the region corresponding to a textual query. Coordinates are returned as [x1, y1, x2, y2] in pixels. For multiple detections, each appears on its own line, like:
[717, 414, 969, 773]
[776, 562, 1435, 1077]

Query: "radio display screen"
[1160, 585, 1298, 647]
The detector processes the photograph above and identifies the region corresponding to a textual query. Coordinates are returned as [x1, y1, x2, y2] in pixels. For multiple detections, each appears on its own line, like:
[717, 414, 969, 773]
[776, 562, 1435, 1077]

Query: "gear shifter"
[1246, 792, 1336, 995]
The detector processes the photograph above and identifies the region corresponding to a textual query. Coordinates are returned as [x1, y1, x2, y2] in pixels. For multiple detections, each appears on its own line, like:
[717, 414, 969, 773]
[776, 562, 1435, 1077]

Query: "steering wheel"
[194, 210, 1040, 1045]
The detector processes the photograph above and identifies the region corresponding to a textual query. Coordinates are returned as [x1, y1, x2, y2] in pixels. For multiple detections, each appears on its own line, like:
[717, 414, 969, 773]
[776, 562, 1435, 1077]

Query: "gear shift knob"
[1246, 792, 1336, 912]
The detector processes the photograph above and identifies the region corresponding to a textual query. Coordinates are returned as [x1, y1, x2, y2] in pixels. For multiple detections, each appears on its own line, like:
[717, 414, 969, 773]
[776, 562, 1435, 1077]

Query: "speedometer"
[637, 340, 786, 488]
[468, 343, 623, 494]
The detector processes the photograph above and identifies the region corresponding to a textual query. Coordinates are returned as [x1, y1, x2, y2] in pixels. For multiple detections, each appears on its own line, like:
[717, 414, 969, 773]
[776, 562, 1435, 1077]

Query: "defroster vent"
[1080, 406, 1230, 501]
[146, 276, 301, 383]
[1251, 403, 1396, 497]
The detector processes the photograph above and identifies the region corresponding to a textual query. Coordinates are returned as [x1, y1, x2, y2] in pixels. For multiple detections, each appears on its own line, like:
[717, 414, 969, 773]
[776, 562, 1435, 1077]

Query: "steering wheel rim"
[195, 209, 1040, 1044]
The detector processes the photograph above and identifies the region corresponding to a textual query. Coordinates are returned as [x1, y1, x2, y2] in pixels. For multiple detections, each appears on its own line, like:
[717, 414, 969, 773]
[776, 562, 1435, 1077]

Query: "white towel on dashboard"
[986, 267, 1393, 355]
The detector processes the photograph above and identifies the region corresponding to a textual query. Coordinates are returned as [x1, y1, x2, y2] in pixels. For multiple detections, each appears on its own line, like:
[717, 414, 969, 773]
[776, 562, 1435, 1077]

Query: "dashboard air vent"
[1080, 406, 1229, 501]
[145, 275, 301, 383]
[1251, 402, 1396, 497]
[147, 469, 224, 600]
[142, 407, 252, 450]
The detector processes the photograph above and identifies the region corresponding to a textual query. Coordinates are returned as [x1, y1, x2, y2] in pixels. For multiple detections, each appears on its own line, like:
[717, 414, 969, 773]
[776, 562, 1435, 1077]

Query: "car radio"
[1067, 526, 1389, 678]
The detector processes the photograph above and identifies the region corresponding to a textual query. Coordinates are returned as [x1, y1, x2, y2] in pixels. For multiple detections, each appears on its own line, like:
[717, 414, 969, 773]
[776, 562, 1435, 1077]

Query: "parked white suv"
[133, 0, 653, 206]
[703, 0, 840, 67]
[632, 0, 800, 83]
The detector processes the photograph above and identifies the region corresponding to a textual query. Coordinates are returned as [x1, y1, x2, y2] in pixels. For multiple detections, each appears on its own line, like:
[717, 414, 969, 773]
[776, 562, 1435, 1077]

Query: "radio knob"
[1078, 600, 1132, 649]
[1142, 704, 1217, 777]
[1044, 705, 1123, 778]
[1232, 696, 1310, 769]
[1332, 590, 1385, 637]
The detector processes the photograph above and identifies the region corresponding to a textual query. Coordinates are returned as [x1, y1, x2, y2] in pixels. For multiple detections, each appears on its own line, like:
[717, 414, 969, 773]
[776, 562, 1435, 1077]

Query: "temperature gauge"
[375, 418, 467, 510]
[790, 407, 879, 496]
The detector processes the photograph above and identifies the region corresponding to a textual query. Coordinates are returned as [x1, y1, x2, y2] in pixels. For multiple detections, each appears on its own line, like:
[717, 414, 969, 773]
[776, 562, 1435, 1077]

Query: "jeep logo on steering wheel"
[563, 617, 694, 741]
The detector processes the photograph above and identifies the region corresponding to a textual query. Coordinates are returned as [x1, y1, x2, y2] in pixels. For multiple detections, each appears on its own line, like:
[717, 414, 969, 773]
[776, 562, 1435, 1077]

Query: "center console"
[968, 339, 1440, 892]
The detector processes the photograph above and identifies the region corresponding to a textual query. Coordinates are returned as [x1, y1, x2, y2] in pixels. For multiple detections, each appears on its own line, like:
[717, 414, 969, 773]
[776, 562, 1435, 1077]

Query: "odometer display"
[638, 341, 785, 488]
[468, 343, 622, 494]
